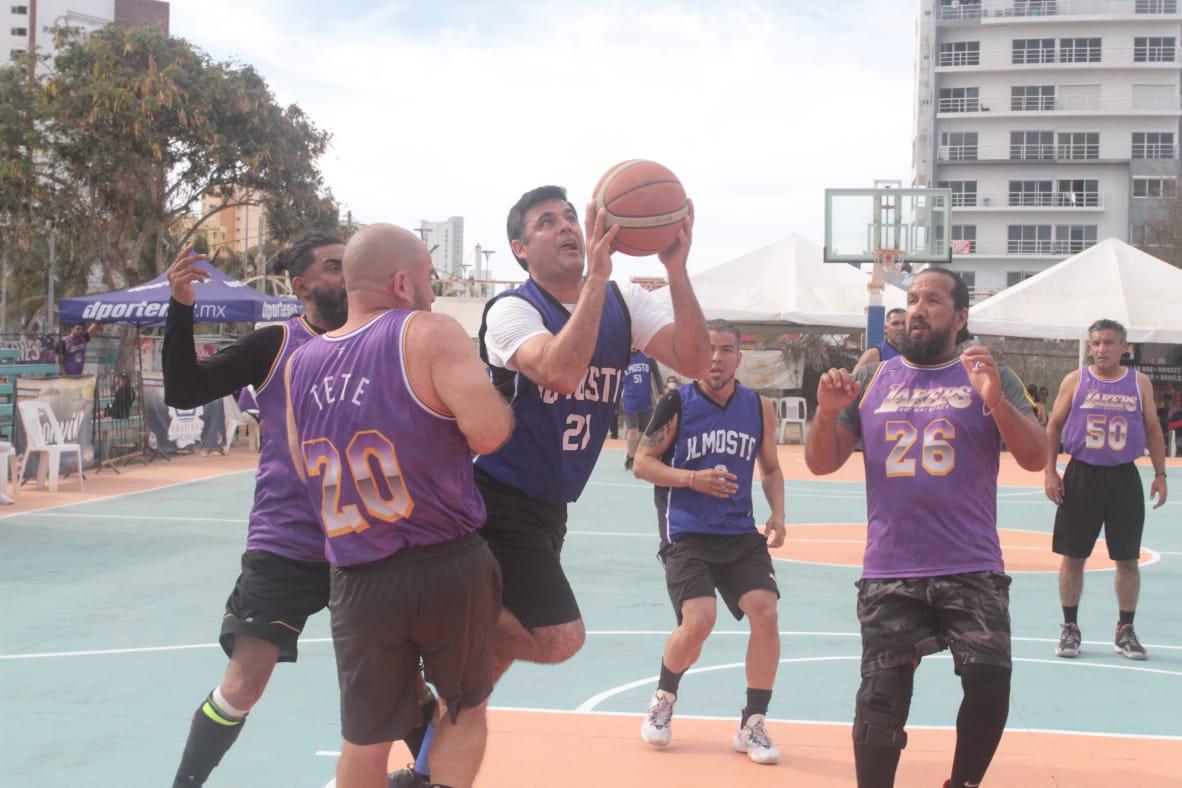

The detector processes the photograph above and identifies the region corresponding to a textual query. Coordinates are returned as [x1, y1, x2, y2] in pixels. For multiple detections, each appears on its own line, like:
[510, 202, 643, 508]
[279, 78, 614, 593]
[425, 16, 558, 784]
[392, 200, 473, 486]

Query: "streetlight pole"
[46, 221, 56, 330]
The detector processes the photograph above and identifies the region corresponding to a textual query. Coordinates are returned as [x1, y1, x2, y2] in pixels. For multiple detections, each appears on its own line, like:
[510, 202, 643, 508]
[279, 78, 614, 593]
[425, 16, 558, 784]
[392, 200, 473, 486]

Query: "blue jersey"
[477, 279, 631, 505]
[621, 350, 655, 414]
[877, 341, 900, 362]
[663, 382, 763, 543]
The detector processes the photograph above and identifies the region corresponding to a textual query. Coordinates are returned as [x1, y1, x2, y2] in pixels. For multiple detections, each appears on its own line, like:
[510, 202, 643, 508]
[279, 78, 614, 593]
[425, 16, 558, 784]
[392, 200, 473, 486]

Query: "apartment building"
[3, 0, 167, 66]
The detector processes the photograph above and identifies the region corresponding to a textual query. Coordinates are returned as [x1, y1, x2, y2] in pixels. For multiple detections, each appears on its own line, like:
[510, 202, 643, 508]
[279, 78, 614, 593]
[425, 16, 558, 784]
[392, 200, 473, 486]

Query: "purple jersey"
[61, 334, 89, 375]
[286, 309, 486, 568]
[856, 356, 1005, 579]
[1061, 367, 1146, 466]
[247, 316, 325, 562]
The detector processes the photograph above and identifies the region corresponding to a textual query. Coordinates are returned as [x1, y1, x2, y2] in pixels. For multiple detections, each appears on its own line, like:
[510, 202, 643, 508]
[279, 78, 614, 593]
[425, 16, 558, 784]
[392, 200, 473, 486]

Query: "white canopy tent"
[968, 238, 1182, 345]
[650, 233, 907, 328]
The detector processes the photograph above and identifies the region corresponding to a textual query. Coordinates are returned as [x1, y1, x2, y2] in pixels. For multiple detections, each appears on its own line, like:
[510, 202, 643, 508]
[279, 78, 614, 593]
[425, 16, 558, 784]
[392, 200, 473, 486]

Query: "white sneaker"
[732, 713, 780, 765]
[640, 689, 676, 746]
[0, 492, 13, 505]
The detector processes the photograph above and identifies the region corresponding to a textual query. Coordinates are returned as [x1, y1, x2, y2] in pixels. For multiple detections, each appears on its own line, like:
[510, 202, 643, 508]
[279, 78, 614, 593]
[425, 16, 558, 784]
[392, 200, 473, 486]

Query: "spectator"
[104, 372, 136, 419]
[665, 375, 680, 394]
[1027, 384, 1048, 426]
[56, 323, 99, 376]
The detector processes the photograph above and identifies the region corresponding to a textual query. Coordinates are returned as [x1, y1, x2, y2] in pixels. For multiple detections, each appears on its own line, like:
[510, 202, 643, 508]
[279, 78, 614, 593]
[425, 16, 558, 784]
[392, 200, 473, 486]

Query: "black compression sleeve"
[645, 390, 682, 437]
[162, 299, 285, 408]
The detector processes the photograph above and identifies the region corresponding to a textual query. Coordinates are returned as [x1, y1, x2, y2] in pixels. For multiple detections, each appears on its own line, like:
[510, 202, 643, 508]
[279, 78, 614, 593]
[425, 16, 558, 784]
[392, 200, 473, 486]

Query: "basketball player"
[1045, 319, 1167, 660]
[805, 269, 1047, 788]
[285, 224, 510, 788]
[164, 232, 355, 786]
[622, 347, 659, 470]
[633, 320, 785, 764]
[852, 308, 906, 373]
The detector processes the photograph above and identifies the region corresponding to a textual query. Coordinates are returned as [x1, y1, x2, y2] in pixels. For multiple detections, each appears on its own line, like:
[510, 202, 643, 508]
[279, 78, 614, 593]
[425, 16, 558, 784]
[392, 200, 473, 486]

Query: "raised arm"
[1139, 372, 1168, 509]
[410, 312, 512, 456]
[961, 347, 1047, 472]
[757, 396, 786, 548]
[804, 368, 862, 475]
[1044, 369, 1078, 504]
[283, 356, 306, 485]
[639, 209, 709, 378]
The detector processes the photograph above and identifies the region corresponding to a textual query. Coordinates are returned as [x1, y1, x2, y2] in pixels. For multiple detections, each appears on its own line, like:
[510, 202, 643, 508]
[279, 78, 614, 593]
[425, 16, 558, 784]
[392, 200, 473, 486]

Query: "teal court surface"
[1, 446, 1180, 787]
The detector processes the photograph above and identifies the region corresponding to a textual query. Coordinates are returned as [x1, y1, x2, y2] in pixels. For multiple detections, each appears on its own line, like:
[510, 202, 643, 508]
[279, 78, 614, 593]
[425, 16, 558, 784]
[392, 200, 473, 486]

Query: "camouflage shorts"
[856, 571, 1012, 676]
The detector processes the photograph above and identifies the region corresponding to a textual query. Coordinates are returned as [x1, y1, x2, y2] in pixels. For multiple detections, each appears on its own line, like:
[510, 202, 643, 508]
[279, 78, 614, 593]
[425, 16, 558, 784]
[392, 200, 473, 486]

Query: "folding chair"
[17, 400, 84, 493]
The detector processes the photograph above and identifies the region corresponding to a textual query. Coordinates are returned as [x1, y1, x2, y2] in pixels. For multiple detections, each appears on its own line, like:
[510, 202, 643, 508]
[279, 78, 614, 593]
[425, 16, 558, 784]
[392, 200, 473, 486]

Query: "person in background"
[57, 322, 99, 376]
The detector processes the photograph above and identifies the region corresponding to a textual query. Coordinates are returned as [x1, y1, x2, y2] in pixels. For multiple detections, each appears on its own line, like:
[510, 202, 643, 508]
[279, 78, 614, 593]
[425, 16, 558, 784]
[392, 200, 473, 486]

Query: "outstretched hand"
[166, 247, 210, 307]
[658, 200, 694, 272]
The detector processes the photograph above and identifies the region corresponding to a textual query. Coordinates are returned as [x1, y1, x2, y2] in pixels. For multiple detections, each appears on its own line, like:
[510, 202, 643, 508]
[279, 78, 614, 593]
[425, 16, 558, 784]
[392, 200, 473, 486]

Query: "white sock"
[212, 686, 250, 718]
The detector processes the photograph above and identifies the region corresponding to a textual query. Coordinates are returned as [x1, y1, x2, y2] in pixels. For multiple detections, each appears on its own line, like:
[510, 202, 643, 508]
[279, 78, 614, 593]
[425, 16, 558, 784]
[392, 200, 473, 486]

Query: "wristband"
[1155, 472, 1167, 479]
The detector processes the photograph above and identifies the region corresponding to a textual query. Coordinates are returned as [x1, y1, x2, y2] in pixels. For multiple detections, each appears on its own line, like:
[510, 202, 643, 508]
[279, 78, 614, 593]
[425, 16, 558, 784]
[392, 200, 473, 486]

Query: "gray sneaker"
[1115, 624, 1148, 660]
[641, 690, 676, 746]
[1056, 622, 1081, 658]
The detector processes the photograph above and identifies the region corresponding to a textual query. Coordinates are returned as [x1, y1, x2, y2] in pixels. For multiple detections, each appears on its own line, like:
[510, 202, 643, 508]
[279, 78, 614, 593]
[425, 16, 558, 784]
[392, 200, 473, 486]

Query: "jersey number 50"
[1084, 414, 1129, 452]
[885, 418, 956, 478]
[302, 430, 414, 537]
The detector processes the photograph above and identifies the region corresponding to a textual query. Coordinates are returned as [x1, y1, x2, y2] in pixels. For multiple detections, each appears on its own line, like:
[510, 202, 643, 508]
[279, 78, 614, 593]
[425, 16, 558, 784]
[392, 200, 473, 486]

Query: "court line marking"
[0, 468, 254, 521]
[6, 630, 1179, 660]
[14, 512, 246, 523]
[578, 653, 1182, 713]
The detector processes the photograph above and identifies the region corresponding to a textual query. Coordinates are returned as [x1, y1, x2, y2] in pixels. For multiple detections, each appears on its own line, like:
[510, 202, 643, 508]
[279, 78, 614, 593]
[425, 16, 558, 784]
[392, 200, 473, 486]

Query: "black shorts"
[220, 550, 330, 662]
[1053, 459, 1145, 561]
[475, 469, 579, 630]
[856, 571, 1012, 676]
[329, 533, 501, 746]
[624, 411, 652, 431]
[659, 531, 779, 625]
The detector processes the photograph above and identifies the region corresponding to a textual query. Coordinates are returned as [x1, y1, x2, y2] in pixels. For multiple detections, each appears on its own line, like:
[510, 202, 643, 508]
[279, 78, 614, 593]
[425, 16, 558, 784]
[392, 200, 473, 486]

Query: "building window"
[1010, 130, 1054, 160]
[1130, 224, 1166, 245]
[1132, 176, 1177, 197]
[1013, 39, 1056, 64]
[1008, 225, 1052, 254]
[1009, 180, 1053, 207]
[1132, 131, 1175, 158]
[1136, 0, 1178, 11]
[940, 131, 978, 161]
[937, 180, 978, 207]
[1055, 179, 1099, 207]
[939, 41, 980, 67]
[939, 87, 980, 113]
[10, 26, 26, 36]
[1059, 37, 1101, 63]
[1054, 224, 1097, 253]
[1006, 271, 1039, 286]
[1057, 132, 1099, 160]
[959, 270, 977, 290]
[10, 5, 27, 13]
[1013, 0, 1059, 16]
[951, 225, 977, 253]
[1134, 37, 1176, 62]
[1012, 85, 1055, 111]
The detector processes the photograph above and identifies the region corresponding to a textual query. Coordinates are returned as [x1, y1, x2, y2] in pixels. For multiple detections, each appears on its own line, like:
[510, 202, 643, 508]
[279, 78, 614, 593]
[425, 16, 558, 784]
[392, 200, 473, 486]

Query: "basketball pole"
[866, 252, 887, 349]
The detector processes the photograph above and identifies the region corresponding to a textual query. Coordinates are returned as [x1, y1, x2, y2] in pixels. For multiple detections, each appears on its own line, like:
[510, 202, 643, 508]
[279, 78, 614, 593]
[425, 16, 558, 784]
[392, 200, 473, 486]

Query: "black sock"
[658, 661, 685, 696]
[1062, 605, 1078, 625]
[742, 688, 772, 726]
[950, 665, 1010, 788]
[173, 692, 247, 787]
[1119, 610, 1135, 626]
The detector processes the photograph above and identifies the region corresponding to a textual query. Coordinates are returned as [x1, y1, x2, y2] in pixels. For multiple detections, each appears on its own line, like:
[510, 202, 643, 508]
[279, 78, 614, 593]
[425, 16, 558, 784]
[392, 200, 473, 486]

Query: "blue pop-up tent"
[58, 260, 301, 326]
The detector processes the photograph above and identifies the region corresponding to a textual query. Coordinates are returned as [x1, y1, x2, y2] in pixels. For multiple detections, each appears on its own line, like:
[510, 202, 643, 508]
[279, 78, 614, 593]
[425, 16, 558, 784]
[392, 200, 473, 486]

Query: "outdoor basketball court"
[2, 445, 1179, 786]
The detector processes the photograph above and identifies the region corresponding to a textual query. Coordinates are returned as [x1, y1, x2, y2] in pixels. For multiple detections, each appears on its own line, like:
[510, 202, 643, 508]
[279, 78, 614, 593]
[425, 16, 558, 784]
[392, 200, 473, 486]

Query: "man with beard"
[853, 307, 906, 374]
[805, 269, 1047, 788]
[163, 232, 383, 786]
[632, 320, 785, 764]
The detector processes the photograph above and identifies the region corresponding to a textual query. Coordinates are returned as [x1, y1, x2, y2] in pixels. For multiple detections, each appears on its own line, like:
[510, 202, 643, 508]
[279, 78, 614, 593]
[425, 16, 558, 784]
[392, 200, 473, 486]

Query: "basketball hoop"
[872, 248, 907, 273]
[870, 248, 910, 291]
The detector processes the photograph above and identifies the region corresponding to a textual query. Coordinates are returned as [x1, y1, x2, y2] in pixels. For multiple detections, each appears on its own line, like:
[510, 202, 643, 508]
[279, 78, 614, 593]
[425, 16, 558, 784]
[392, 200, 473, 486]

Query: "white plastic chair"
[0, 440, 17, 502]
[223, 394, 259, 453]
[776, 396, 808, 444]
[17, 400, 84, 493]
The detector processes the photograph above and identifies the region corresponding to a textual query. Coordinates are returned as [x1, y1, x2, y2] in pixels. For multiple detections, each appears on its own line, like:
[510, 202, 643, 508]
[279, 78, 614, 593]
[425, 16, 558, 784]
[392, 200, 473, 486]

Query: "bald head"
[343, 223, 430, 293]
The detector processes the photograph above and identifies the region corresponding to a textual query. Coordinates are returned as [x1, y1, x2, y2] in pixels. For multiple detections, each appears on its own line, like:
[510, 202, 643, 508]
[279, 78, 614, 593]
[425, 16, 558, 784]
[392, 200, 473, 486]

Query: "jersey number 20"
[302, 430, 414, 537]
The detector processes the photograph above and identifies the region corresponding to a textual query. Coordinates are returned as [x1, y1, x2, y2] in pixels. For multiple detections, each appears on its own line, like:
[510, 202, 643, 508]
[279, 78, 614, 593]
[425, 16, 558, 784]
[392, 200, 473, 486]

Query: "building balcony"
[936, 143, 1172, 161]
[937, 0, 1179, 22]
[950, 239, 1099, 255]
[936, 46, 1178, 70]
[936, 94, 1182, 115]
[950, 192, 1106, 208]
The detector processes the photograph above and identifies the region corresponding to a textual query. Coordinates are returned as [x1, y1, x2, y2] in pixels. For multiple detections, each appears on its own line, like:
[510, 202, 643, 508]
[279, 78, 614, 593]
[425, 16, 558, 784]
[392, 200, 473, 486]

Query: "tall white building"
[418, 216, 465, 279]
[913, 0, 1181, 297]
[3, 0, 168, 67]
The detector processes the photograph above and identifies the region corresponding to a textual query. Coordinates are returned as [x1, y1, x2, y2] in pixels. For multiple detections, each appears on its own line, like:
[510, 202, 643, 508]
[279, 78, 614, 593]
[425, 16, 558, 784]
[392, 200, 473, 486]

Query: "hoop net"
[870, 248, 909, 290]
[872, 248, 906, 273]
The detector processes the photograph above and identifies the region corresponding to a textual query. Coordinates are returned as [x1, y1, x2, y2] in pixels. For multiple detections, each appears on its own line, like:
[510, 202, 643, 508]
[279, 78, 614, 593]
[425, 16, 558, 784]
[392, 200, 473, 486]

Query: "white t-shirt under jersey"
[483, 280, 673, 372]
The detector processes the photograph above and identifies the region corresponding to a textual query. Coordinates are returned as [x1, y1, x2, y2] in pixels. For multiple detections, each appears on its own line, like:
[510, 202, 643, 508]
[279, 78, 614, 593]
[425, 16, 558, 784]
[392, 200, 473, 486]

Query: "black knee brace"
[853, 666, 915, 750]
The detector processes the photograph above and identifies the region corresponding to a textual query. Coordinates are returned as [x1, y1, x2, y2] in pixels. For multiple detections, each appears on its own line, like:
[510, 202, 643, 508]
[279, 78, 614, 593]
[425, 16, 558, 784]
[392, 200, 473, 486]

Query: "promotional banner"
[15, 375, 97, 473]
[142, 373, 230, 453]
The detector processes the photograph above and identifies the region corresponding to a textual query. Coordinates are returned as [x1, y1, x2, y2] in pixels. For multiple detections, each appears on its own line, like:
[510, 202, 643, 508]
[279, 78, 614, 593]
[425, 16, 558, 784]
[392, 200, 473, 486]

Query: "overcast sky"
[170, 0, 917, 282]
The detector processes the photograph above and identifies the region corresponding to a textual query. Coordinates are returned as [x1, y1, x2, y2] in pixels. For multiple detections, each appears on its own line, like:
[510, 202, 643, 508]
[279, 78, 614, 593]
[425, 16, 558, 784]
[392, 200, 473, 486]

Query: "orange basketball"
[593, 160, 689, 257]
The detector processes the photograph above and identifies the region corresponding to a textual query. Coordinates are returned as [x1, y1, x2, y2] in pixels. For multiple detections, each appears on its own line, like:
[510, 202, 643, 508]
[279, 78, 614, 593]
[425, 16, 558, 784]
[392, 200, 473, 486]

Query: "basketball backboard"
[823, 187, 952, 264]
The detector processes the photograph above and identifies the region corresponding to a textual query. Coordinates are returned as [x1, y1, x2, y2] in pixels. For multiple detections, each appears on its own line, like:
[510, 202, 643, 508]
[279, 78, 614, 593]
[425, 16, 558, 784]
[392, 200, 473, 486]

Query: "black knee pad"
[959, 663, 1011, 693]
[853, 667, 914, 750]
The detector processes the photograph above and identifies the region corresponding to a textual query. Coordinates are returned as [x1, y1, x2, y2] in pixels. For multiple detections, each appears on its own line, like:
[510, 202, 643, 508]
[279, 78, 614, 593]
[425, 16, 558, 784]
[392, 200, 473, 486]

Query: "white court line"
[6, 630, 1179, 661]
[16, 512, 246, 523]
[0, 468, 253, 521]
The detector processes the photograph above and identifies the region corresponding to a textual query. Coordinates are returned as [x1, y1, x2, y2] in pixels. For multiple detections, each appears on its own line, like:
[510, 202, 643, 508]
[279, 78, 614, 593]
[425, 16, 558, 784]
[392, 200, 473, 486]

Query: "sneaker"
[732, 713, 780, 765]
[388, 767, 428, 787]
[640, 690, 675, 746]
[624, 456, 634, 471]
[1055, 622, 1081, 658]
[1115, 624, 1148, 660]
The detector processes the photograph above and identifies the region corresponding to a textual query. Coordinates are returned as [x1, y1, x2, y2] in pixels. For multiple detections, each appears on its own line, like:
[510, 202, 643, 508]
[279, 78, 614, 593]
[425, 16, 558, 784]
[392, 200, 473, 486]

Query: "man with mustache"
[805, 268, 1047, 788]
[853, 307, 907, 374]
